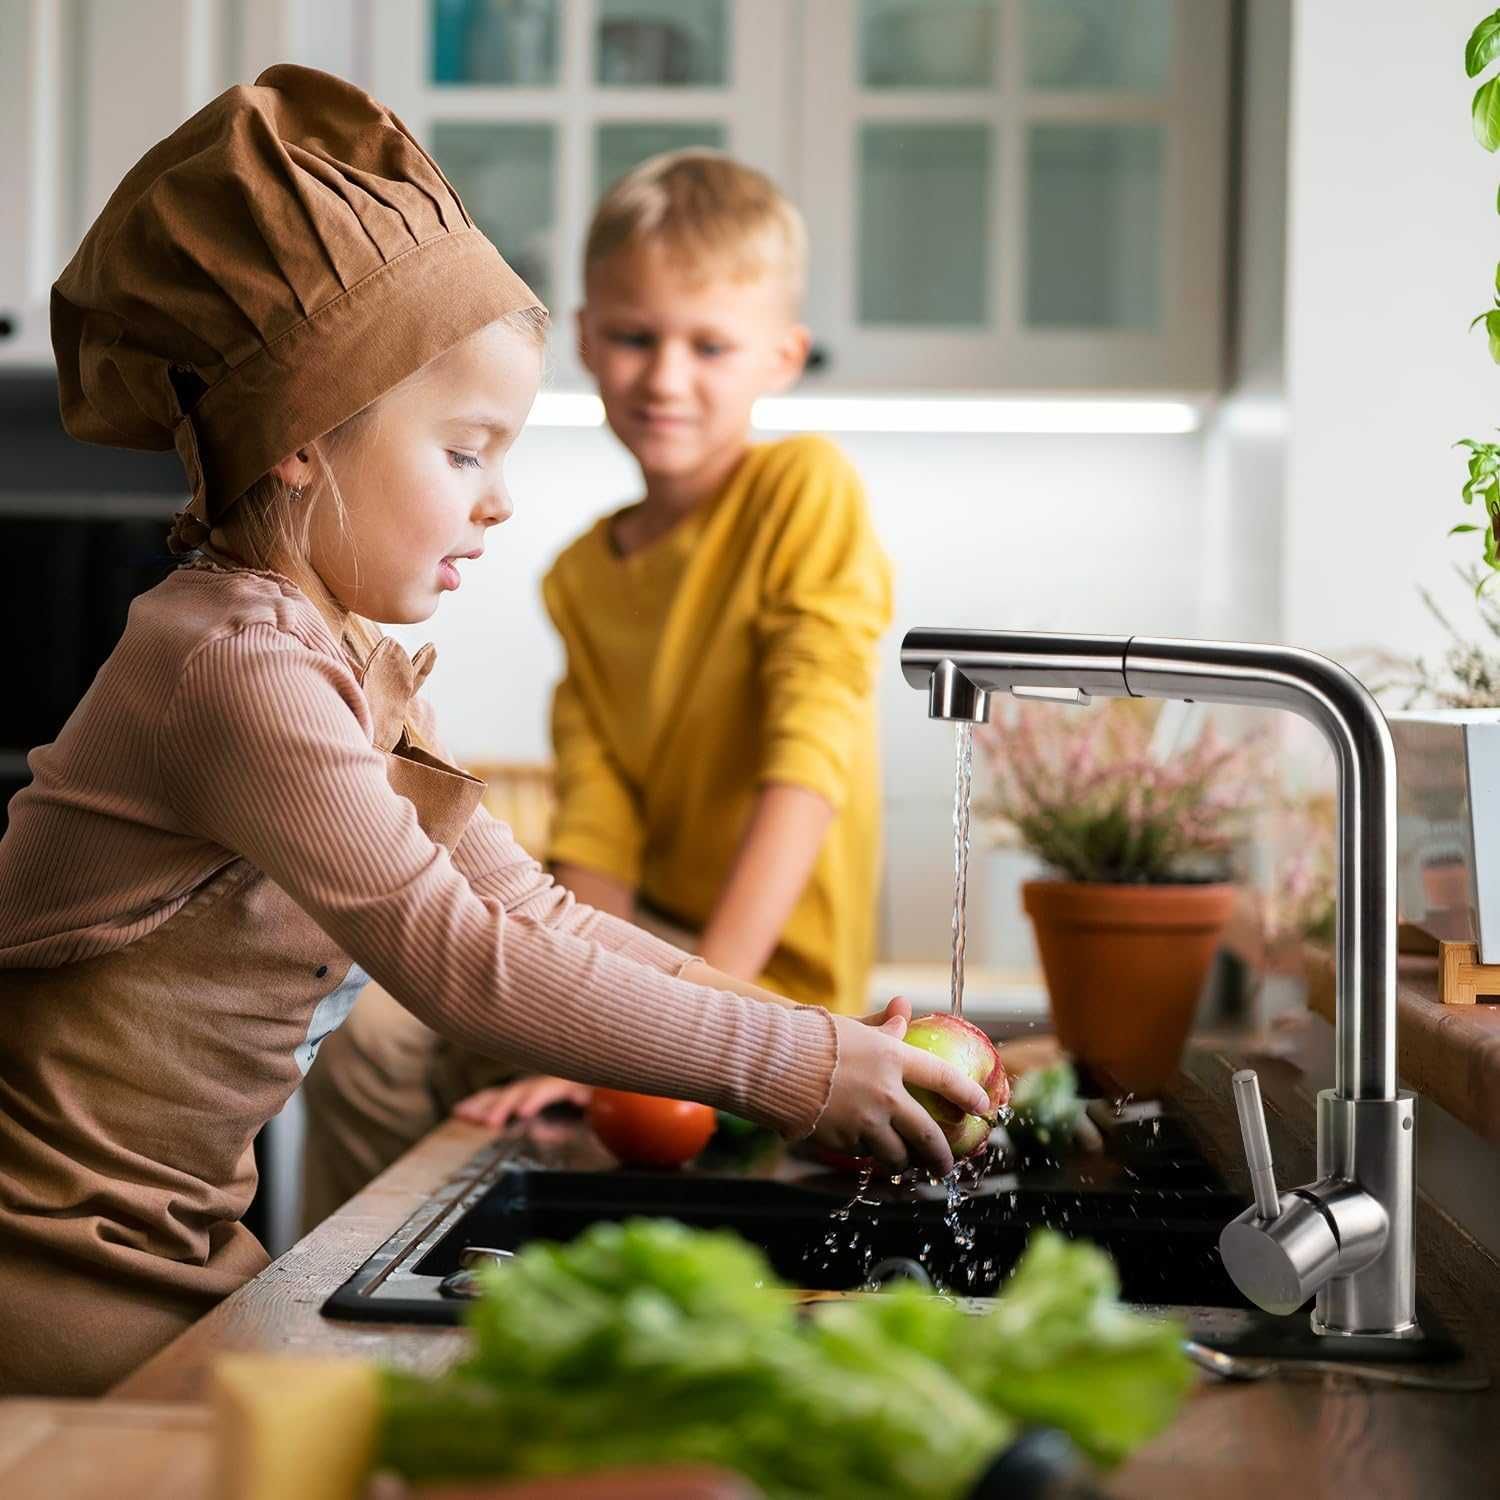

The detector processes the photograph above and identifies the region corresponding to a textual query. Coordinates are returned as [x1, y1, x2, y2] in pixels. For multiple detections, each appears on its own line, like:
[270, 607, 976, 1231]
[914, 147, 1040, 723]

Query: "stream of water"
[950, 723, 974, 1018]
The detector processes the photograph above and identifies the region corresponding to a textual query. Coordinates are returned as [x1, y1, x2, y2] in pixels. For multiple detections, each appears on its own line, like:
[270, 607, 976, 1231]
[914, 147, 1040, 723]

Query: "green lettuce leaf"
[1007, 1061, 1084, 1147]
[377, 1219, 1190, 1495]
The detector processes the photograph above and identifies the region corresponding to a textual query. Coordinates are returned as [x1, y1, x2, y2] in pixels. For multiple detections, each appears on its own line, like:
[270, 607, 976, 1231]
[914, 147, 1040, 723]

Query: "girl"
[0, 65, 987, 1397]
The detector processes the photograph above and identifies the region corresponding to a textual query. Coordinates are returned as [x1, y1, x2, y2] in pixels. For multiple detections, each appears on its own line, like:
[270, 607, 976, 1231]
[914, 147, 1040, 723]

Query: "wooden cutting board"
[0, 1398, 760, 1500]
[0, 1398, 213, 1500]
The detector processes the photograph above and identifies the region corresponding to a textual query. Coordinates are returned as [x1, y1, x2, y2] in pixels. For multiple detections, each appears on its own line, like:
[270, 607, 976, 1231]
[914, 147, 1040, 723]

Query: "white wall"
[1284, 0, 1500, 662]
[1200, 0, 1291, 646]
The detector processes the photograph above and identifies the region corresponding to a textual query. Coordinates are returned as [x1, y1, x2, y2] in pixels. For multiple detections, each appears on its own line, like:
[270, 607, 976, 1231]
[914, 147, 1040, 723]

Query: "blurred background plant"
[1260, 790, 1337, 948]
[973, 699, 1270, 885]
[1366, 566, 1500, 708]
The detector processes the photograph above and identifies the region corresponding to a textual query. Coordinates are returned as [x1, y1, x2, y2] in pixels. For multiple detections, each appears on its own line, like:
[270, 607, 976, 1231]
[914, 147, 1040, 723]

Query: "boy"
[302, 151, 891, 1209]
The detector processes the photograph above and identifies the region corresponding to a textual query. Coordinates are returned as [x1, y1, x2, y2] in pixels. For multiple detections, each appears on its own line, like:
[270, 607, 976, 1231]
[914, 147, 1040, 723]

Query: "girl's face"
[302, 321, 542, 624]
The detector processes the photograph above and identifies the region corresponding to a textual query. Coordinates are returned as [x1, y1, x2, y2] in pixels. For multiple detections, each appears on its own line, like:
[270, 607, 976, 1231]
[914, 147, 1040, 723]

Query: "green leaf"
[1452, 523, 1482, 534]
[1474, 77, 1500, 151]
[1009, 1061, 1084, 1146]
[951, 1233, 1194, 1468]
[377, 1221, 1191, 1495]
[1468, 12, 1500, 77]
[1473, 308, 1500, 361]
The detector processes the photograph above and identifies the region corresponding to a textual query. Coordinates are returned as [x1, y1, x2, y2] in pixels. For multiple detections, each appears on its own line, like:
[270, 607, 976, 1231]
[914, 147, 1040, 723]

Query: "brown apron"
[0, 638, 482, 1396]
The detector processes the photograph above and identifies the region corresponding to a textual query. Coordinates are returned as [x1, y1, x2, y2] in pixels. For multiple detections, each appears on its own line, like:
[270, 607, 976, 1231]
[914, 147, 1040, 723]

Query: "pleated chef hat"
[51, 64, 544, 554]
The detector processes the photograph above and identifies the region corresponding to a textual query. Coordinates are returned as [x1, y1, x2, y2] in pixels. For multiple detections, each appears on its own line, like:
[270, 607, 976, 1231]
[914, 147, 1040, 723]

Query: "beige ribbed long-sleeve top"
[0, 560, 837, 1137]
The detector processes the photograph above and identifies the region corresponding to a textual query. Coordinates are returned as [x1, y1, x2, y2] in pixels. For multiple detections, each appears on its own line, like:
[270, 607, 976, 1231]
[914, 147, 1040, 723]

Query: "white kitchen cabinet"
[0, 0, 366, 369]
[372, 0, 1231, 396]
[370, 0, 796, 390]
[3, 0, 1232, 395]
[800, 0, 1231, 393]
[0, 0, 70, 364]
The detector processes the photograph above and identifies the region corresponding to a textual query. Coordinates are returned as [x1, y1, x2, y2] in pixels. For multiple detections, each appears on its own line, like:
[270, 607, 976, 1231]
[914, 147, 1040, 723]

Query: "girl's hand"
[814, 1000, 992, 1176]
[452, 1076, 591, 1131]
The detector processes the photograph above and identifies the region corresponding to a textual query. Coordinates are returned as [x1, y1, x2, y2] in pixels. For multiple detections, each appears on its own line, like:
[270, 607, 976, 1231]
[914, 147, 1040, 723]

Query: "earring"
[290, 483, 306, 502]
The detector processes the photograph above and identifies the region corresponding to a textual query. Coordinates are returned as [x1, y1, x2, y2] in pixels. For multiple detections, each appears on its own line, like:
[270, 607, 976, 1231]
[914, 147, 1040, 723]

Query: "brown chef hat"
[51, 64, 544, 554]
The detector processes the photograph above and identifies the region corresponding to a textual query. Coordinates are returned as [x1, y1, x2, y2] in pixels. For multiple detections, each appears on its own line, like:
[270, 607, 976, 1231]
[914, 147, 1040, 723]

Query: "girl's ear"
[270, 448, 314, 489]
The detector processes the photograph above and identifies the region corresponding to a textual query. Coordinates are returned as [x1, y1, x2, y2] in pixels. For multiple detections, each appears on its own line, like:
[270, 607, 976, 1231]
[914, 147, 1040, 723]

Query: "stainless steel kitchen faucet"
[901, 628, 1417, 1339]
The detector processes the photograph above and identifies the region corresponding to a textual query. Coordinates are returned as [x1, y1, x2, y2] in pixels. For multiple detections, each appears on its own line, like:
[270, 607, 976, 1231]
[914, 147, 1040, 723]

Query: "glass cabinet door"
[375, 0, 1228, 393]
[1025, 122, 1163, 331]
[858, 123, 991, 326]
[859, 0, 998, 90]
[596, 121, 726, 196]
[595, 0, 730, 86]
[1022, 0, 1173, 92]
[799, 0, 1228, 392]
[430, 0, 561, 86]
[371, 1, 791, 387]
[430, 122, 557, 301]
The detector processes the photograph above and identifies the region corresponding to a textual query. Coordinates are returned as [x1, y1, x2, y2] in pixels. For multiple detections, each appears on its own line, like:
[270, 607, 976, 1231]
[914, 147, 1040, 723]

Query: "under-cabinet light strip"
[528, 393, 1203, 435]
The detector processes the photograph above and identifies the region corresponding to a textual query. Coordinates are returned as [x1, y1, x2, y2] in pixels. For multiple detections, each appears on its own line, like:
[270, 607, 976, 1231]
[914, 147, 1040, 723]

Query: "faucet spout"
[901, 626, 1415, 1337]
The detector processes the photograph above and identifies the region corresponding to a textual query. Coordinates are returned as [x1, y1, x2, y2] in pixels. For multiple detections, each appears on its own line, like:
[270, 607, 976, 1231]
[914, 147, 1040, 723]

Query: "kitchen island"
[6, 1020, 1497, 1500]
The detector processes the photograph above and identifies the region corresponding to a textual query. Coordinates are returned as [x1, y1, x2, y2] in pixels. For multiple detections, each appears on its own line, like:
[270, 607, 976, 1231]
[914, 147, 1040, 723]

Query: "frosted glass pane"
[859, 124, 990, 326]
[431, 123, 555, 301]
[596, 122, 726, 197]
[597, 0, 729, 86]
[430, 0, 559, 86]
[1025, 124, 1162, 329]
[1024, 0, 1172, 92]
[859, 0, 998, 89]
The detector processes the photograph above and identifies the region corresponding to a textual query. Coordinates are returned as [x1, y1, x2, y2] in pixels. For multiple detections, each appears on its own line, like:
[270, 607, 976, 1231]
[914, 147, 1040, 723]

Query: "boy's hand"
[452, 1076, 591, 1131]
[815, 1006, 991, 1176]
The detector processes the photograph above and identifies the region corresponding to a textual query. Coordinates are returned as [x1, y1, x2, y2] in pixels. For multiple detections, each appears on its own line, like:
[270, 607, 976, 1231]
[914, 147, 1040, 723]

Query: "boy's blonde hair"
[584, 150, 807, 304]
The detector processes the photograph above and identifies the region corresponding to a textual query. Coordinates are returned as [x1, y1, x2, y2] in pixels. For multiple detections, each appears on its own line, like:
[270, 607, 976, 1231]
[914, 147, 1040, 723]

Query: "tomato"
[811, 1145, 875, 1174]
[587, 1089, 717, 1168]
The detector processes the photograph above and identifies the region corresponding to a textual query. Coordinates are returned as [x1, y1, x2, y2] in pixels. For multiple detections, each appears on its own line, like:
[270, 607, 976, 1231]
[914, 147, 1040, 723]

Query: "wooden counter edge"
[1303, 942, 1500, 1144]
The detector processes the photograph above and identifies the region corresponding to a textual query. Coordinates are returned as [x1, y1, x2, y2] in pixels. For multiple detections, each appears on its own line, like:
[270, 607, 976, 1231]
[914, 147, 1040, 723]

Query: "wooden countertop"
[1304, 943, 1500, 1143]
[91, 1048, 1500, 1499]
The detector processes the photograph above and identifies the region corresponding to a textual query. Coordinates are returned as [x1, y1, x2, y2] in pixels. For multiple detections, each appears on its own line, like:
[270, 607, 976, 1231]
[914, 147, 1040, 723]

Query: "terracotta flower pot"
[1022, 880, 1237, 1098]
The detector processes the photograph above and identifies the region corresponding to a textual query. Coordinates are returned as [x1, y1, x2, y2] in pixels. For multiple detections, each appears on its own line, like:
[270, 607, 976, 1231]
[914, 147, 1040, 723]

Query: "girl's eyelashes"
[447, 450, 482, 471]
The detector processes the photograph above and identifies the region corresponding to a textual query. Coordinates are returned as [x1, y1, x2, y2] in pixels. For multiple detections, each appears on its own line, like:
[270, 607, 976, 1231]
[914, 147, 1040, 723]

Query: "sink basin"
[324, 1106, 1249, 1324]
[324, 1105, 1466, 1368]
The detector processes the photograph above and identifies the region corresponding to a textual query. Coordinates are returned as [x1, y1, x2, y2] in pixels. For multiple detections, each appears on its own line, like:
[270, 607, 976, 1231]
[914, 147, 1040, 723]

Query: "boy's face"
[578, 242, 810, 486]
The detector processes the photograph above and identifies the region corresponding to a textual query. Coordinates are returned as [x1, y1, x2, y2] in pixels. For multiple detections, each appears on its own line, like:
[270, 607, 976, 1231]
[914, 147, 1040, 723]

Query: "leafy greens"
[378, 1220, 1189, 1498]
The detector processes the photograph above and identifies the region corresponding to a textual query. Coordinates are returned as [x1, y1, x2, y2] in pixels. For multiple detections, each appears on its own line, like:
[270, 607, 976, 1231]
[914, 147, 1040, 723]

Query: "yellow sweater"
[542, 435, 893, 1015]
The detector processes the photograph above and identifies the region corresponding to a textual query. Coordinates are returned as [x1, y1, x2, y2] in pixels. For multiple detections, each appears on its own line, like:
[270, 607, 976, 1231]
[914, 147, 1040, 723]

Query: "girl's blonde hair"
[212, 306, 549, 675]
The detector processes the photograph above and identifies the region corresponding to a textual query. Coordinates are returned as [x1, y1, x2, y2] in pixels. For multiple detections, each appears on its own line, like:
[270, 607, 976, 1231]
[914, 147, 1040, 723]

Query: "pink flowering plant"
[1262, 791, 1337, 945]
[973, 698, 1267, 885]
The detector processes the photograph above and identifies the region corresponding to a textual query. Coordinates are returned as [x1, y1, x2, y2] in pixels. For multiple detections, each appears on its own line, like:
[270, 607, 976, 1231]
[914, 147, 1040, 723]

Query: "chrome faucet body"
[901, 628, 1417, 1338]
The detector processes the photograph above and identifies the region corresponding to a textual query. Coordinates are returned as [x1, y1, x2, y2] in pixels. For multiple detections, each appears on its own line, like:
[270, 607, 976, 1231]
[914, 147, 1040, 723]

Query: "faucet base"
[1310, 1311, 1421, 1340]
[1313, 1089, 1416, 1338]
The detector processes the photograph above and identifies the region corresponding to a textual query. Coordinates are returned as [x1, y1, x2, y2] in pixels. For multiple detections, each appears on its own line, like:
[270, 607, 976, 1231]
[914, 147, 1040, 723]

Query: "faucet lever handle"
[1232, 1069, 1281, 1221]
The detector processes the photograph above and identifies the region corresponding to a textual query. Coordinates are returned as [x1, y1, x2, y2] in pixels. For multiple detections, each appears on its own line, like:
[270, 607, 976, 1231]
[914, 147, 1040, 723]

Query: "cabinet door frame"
[369, 0, 797, 387]
[797, 0, 1230, 395]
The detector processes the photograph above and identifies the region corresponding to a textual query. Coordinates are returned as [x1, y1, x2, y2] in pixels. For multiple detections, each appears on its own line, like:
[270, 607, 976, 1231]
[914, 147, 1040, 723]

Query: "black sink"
[324, 1106, 1250, 1324]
